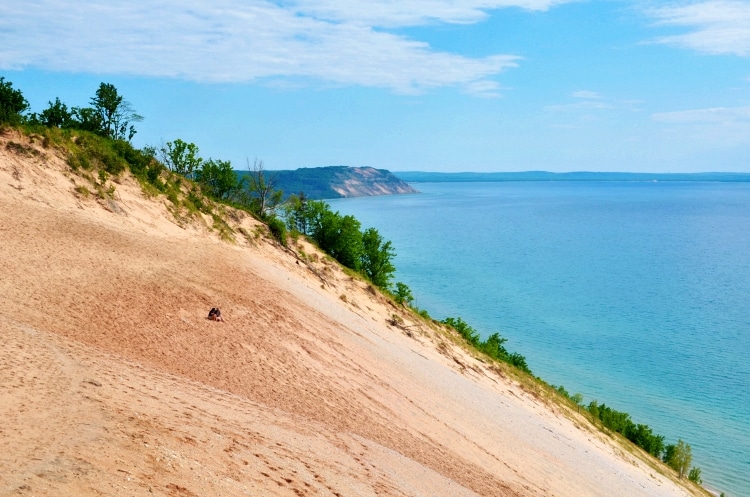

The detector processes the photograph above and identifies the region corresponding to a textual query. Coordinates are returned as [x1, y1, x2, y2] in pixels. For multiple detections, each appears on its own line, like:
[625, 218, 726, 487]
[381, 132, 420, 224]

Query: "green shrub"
[393, 282, 413, 306]
[187, 189, 208, 213]
[267, 216, 287, 246]
[688, 467, 701, 484]
[74, 185, 91, 198]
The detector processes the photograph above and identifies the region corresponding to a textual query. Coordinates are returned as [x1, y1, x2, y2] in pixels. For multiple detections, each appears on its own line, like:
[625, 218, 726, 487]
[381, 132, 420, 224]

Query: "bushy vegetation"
[587, 400, 666, 457]
[441, 317, 532, 374]
[0, 77, 29, 126]
[284, 194, 397, 289]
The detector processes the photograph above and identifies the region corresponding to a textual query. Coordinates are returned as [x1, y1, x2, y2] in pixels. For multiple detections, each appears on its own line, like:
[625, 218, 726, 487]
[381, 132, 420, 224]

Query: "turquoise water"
[329, 181, 750, 497]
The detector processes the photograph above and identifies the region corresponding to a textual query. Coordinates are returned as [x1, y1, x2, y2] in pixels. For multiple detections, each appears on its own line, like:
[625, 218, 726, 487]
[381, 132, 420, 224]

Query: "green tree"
[0, 77, 29, 125]
[393, 282, 413, 306]
[480, 332, 508, 360]
[360, 227, 396, 288]
[665, 439, 692, 479]
[571, 393, 584, 413]
[284, 192, 310, 234]
[72, 106, 103, 133]
[442, 317, 480, 346]
[588, 400, 600, 423]
[197, 158, 242, 200]
[626, 424, 665, 458]
[37, 97, 74, 128]
[317, 211, 363, 270]
[266, 215, 288, 246]
[160, 139, 203, 180]
[89, 82, 143, 141]
[687, 467, 702, 484]
[507, 352, 531, 374]
[296, 199, 330, 239]
[245, 158, 283, 219]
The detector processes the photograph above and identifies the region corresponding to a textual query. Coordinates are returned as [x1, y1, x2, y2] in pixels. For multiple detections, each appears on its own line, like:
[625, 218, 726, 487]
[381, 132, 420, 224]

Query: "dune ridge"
[0, 131, 705, 497]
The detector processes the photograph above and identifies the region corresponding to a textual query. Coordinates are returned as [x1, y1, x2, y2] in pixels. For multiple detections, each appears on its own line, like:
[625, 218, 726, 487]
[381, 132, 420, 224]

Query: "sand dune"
[0, 131, 705, 497]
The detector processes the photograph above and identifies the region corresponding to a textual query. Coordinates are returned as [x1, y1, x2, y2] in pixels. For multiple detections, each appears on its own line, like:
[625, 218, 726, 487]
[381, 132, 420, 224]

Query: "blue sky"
[2, 0, 750, 172]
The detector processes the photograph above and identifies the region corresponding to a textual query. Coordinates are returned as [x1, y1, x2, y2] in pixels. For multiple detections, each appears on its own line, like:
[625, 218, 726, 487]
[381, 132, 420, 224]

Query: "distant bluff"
[265, 166, 419, 199]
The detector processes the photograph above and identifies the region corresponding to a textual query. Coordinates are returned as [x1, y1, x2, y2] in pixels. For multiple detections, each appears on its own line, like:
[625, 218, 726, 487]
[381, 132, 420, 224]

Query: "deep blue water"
[329, 181, 750, 497]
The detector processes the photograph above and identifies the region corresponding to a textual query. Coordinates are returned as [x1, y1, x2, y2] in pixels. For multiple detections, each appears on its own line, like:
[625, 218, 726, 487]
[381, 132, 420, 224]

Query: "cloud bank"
[0, 0, 567, 95]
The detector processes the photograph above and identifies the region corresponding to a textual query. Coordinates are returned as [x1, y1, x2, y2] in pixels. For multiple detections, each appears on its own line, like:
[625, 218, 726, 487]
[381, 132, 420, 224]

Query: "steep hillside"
[267, 166, 419, 199]
[0, 129, 706, 497]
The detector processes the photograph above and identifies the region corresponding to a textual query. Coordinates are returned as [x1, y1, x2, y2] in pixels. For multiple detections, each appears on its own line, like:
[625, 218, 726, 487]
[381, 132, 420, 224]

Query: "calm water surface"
[329, 181, 750, 497]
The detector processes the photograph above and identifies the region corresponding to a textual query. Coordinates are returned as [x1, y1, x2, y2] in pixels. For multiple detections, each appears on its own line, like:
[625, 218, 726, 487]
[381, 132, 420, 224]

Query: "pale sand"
[0, 131, 707, 497]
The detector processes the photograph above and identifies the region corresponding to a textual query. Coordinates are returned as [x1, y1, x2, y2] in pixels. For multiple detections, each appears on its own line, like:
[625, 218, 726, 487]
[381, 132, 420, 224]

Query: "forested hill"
[265, 166, 419, 199]
[395, 171, 750, 182]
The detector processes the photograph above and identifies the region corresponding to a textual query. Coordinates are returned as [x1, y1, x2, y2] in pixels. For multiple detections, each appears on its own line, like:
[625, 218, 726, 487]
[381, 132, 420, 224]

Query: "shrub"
[393, 282, 413, 306]
[0, 77, 29, 125]
[688, 467, 702, 484]
[508, 352, 531, 374]
[267, 216, 287, 246]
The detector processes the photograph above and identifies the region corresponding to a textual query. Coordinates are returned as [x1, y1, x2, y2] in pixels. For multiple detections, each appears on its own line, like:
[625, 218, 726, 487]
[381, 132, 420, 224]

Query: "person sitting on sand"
[207, 307, 224, 322]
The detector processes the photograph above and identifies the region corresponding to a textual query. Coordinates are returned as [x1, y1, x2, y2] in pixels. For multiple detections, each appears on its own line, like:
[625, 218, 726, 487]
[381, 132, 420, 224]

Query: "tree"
[294, 199, 330, 239]
[284, 192, 310, 235]
[507, 352, 531, 374]
[481, 332, 509, 360]
[89, 82, 143, 141]
[0, 77, 29, 125]
[393, 282, 413, 306]
[665, 439, 692, 479]
[160, 139, 203, 179]
[316, 211, 363, 270]
[688, 467, 702, 484]
[588, 400, 600, 423]
[570, 392, 584, 413]
[245, 158, 283, 219]
[38, 97, 74, 128]
[442, 317, 480, 346]
[360, 227, 396, 288]
[72, 106, 103, 133]
[197, 158, 242, 200]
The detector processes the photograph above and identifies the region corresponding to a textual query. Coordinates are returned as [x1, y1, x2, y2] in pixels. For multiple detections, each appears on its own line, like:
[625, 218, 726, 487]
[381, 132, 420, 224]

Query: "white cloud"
[545, 90, 612, 112]
[285, 0, 570, 27]
[651, 105, 750, 147]
[571, 90, 603, 99]
[0, 0, 565, 95]
[647, 0, 750, 56]
[652, 105, 750, 123]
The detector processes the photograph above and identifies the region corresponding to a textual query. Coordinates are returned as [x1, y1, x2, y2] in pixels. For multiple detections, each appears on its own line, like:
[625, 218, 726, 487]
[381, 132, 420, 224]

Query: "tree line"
[1, 77, 142, 141]
[0, 77, 287, 235]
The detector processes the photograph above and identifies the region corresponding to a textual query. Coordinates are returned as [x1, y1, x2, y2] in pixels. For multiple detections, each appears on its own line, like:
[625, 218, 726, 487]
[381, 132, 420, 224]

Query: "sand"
[0, 130, 707, 497]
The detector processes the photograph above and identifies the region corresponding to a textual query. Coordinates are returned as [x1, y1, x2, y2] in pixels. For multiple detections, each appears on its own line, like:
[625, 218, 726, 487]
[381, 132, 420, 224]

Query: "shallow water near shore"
[329, 181, 750, 497]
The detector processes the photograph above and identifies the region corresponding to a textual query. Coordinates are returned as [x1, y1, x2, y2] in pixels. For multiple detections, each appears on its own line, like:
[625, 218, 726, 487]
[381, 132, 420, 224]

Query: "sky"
[2, 0, 750, 173]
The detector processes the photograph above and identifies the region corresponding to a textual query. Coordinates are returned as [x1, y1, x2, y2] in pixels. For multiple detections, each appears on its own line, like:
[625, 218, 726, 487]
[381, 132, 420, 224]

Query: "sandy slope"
[0, 131, 705, 497]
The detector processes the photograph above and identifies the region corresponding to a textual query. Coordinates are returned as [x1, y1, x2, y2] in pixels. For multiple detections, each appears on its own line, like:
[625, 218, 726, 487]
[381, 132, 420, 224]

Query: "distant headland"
[264, 166, 419, 199]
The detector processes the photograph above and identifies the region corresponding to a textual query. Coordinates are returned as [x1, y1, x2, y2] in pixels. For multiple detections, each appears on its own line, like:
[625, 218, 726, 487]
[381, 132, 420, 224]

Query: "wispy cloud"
[647, 0, 750, 56]
[0, 0, 569, 95]
[545, 90, 612, 111]
[651, 105, 750, 146]
[571, 90, 603, 99]
[285, 0, 570, 27]
[652, 105, 750, 123]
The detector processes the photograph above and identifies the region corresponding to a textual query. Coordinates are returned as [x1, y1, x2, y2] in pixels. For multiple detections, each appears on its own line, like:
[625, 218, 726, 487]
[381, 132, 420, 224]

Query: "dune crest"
[0, 131, 703, 497]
